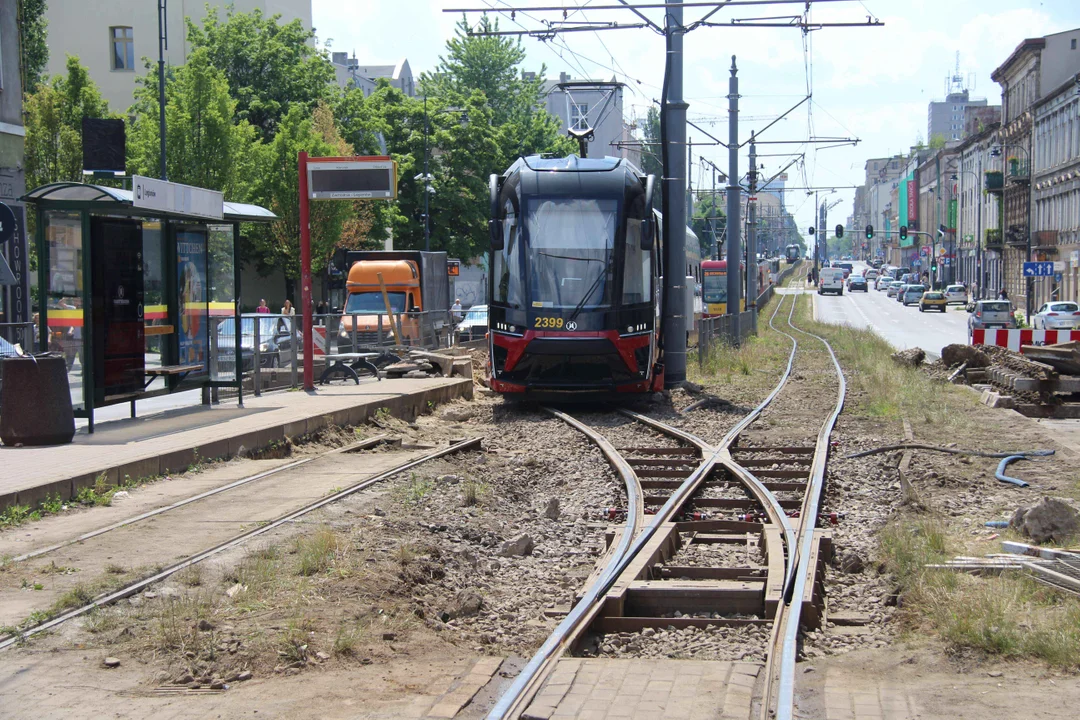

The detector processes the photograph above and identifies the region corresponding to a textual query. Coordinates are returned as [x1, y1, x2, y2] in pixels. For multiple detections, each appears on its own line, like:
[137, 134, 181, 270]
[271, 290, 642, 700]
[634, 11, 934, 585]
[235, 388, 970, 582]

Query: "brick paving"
[522, 658, 762, 720]
[0, 377, 471, 510]
[824, 669, 920, 720]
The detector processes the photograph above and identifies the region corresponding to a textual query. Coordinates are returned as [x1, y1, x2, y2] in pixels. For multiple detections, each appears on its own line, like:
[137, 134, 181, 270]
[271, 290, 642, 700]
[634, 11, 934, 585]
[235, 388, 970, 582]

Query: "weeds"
[395, 473, 433, 506]
[461, 477, 487, 507]
[277, 619, 313, 663]
[332, 622, 361, 657]
[373, 407, 392, 423]
[177, 565, 204, 587]
[295, 527, 344, 577]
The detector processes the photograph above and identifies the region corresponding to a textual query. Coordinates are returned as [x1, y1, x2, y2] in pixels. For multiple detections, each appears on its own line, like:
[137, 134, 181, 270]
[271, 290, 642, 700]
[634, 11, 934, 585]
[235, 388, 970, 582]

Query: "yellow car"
[919, 291, 947, 312]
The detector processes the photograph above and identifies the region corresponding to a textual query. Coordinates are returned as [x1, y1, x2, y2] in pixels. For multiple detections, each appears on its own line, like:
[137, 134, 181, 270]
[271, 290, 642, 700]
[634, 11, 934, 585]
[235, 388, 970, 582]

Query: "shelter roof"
[21, 183, 276, 223]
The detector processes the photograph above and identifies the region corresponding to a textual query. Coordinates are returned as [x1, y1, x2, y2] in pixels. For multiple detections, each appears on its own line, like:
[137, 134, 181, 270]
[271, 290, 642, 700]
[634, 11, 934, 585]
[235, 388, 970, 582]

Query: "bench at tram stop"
[319, 353, 381, 385]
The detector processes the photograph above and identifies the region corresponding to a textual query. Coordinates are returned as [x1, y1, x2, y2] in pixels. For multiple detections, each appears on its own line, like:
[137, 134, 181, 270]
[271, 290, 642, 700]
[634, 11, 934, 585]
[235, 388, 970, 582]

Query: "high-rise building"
[928, 58, 987, 142]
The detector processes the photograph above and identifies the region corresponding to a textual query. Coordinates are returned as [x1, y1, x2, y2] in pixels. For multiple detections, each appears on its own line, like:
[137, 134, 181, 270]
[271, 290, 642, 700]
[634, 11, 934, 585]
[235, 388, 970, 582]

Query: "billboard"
[177, 230, 208, 374]
[307, 157, 398, 200]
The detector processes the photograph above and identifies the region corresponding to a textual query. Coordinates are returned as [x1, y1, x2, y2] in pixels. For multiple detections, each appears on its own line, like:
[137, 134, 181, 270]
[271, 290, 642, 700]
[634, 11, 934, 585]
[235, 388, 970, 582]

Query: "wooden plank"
[143, 324, 175, 336]
[732, 446, 816, 455]
[636, 469, 694, 478]
[650, 496, 801, 510]
[624, 580, 764, 616]
[640, 479, 685, 490]
[735, 458, 812, 468]
[659, 566, 766, 581]
[145, 363, 203, 376]
[602, 523, 682, 617]
[628, 458, 698, 467]
[594, 616, 770, 633]
[762, 526, 785, 616]
[674, 519, 763, 533]
[690, 533, 754, 544]
[620, 447, 700, 456]
[748, 469, 809, 479]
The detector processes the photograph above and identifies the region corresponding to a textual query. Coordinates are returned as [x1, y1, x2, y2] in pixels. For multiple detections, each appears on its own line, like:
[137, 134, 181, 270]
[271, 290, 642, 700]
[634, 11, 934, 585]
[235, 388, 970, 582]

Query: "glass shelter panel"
[176, 227, 209, 376]
[207, 224, 238, 382]
[44, 210, 85, 410]
[142, 219, 166, 390]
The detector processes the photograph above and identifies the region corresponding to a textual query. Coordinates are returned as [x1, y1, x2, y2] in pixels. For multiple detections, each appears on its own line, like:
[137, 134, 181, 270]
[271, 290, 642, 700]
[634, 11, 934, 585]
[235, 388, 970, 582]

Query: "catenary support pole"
[711, 166, 718, 260]
[157, 0, 168, 180]
[747, 132, 757, 333]
[299, 151, 314, 391]
[725, 56, 741, 344]
[662, 0, 688, 387]
[977, 153, 984, 299]
[814, 190, 819, 277]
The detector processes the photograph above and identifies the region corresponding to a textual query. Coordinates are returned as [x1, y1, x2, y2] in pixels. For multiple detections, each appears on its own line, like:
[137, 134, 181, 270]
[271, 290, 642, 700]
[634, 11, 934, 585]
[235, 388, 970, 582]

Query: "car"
[455, 304, 489, 342]
[900, 284, 926, 306]
[818, 267, 845, 295]
[969, 300, 1017, 337]
[894, 283, 912, 301]
[864, 268, 879, 281]
[919, 291, 947, 312]
[876, 274, 894, 290]
[847, 274, 868, 292]
[943, 284, 968, 305]
[216, 316, 299, 372]
[899, 273, 917, 285]
[886, 281, 905, 298]
[837, 262, 853, 279]
[1032, 301, 1080, 330]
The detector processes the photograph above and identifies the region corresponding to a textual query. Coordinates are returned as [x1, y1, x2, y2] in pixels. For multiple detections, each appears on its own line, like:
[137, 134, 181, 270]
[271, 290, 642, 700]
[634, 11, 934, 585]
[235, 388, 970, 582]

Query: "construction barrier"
[312, 326, 327, 356]
[972, 329, 1080, 352]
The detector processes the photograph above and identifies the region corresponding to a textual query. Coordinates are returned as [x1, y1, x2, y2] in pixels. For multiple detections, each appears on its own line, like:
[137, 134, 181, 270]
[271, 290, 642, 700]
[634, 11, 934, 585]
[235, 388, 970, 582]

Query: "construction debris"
[891, 347, 926, 368]
[1010, 497, 1080, 544]
[941, 344, 990, 369]
[932, 542, 1080, 598]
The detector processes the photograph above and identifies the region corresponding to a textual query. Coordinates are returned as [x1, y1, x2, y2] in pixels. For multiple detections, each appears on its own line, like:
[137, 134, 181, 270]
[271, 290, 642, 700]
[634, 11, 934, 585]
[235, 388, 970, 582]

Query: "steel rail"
[765, 280, 847, 720]
[0, 437, 482, 652]
[487, 290, 802, 720]
[7, 435, 392, 564]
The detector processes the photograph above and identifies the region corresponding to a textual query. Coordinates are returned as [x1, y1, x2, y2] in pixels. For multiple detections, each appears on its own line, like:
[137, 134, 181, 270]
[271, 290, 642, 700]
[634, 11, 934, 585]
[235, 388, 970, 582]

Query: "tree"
[639, 107, 662, 180]
[24, 56, 112, 191]
[247, 104, 353, 294]
[186, 7, 337, 141]
[17, 0, 49, 94]
[127, 48, 257, 197]
[692, 193, 725, 258]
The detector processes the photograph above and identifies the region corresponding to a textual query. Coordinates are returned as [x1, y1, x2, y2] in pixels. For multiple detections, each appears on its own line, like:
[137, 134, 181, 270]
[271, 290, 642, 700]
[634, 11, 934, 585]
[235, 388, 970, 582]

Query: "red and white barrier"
[972, 329, 1080, 352]
[312, 326, 327, 356]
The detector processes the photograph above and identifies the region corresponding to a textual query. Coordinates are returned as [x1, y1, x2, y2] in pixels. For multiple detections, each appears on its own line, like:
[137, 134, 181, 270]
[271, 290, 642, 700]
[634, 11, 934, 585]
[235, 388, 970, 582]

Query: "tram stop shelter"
[21, 181, 276, 432]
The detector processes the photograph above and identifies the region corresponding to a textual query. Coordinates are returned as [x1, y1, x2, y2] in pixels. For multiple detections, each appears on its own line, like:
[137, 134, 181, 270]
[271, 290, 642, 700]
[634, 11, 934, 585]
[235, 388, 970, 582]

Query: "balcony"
[985, 228, 1003, 249]
[984, 170, 1004, 194]
[1006, 224, 1029, 246]
[1034, 230, 1059, 249]
[1007, 159, 1030, 184]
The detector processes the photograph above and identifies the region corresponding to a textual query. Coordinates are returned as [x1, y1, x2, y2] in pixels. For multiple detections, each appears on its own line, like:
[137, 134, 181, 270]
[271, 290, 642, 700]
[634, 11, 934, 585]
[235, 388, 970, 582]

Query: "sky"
[312, 0, 1080, 243]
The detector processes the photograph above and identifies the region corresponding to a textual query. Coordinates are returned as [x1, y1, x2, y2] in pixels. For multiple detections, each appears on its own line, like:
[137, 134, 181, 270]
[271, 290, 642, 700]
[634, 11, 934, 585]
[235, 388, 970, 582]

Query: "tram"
[701, 259, 742, 317]
[486, 155, 664, 395]
[785, 244, 801, 263]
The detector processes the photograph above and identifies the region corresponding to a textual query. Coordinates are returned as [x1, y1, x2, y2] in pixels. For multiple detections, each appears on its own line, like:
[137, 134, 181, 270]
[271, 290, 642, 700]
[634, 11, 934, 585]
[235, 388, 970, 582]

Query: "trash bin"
[0, 354, 76, 446]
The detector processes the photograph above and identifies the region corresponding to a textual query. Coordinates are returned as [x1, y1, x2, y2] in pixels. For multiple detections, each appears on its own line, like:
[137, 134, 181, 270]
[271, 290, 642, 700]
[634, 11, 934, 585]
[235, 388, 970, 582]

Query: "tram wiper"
[567, 265, 610, 323]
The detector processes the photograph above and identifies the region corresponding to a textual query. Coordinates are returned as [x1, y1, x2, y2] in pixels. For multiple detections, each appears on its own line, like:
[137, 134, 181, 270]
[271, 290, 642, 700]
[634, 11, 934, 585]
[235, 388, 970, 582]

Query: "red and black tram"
[486, 155, 663, 395]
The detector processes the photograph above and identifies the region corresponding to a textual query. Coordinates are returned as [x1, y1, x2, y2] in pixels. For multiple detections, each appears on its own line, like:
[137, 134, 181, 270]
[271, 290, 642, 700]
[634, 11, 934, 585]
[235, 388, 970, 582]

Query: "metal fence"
[697, 310, 756, 366]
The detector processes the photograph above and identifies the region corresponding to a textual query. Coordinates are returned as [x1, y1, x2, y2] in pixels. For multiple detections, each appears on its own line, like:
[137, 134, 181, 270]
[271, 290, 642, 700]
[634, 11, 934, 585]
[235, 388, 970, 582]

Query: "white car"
[1032, 302, 1080, 330]
[943, 284, 968, 305]
[875, 274, 894, 290]
[865, 269, 879, 281]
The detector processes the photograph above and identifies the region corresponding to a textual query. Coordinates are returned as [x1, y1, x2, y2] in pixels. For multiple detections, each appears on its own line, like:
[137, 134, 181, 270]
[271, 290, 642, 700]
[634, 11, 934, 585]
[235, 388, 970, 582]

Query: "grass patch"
[880, 515, 1080, 668]
[461, 477, 488, 507]
[295, 527, 345, 577]
[394, 473, 434, 506]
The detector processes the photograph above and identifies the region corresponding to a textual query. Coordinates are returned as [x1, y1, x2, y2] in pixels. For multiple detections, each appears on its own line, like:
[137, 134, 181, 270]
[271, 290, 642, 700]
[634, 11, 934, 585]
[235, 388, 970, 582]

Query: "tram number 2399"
[534, 316, 565, 329]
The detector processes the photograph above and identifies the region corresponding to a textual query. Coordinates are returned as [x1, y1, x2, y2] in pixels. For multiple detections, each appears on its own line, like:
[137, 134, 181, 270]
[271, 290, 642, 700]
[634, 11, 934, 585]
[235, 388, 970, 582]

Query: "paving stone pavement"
[522, 658, 762, 720]
[824, 669, 920, 720]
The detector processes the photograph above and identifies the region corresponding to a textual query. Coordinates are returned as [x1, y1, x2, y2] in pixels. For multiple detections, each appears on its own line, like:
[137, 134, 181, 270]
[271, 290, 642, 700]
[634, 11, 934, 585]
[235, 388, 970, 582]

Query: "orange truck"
[337, 251, 451, 350]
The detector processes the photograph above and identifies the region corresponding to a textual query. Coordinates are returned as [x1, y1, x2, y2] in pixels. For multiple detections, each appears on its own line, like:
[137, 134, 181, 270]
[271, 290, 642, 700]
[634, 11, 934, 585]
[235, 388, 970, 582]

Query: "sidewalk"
[0, 376, 473, 511]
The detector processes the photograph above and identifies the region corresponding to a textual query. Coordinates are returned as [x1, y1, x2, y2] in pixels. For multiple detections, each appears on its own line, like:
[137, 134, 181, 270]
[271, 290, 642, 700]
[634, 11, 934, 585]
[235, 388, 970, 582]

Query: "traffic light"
[865, 224, 874, 240]
[835, 224, 844, 238]
[937, 224, 946, 239]
[809, 226, 816, 236]
[899, 225, 908, 240]
[931, 260, 938, 274]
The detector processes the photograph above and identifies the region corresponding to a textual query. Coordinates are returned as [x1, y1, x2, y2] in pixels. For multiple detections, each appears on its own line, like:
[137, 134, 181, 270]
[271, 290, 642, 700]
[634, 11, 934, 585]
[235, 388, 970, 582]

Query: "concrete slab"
[0, 377, 472, 511]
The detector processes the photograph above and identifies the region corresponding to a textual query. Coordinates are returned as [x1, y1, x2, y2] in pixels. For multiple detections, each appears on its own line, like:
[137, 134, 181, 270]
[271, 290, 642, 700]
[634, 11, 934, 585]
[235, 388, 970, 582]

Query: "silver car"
[886, 281, 905, 298]
[968, 300, 1017, 337]
[900, 284, 926, 306]
[1032, 301, 1080, 330]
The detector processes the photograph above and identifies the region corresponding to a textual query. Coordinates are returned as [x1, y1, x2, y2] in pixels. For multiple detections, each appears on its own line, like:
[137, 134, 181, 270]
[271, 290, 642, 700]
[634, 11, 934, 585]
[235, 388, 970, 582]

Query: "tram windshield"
[526, 198, 617, 310]
[702, 270, 727, 303]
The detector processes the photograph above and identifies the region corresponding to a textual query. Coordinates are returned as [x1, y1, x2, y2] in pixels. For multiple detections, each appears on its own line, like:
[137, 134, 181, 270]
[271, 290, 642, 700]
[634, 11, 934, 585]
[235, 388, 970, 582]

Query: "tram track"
[489, 268, 849, 720]
[0, 436, 481, 652]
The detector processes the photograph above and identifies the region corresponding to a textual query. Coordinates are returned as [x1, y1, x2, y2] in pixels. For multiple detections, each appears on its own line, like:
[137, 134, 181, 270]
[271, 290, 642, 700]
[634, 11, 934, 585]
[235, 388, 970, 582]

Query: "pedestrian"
[256, 299, 270, 314]
[998, 288, 1008, 301]
[451, 298, 463, 323]
[281, 299, 295, 316]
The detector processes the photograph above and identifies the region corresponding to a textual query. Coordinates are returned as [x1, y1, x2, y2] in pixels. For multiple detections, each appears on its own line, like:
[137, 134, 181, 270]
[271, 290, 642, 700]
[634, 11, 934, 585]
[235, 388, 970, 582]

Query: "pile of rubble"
[382, 348, 473, 380]
[940, 341, 1080, 417]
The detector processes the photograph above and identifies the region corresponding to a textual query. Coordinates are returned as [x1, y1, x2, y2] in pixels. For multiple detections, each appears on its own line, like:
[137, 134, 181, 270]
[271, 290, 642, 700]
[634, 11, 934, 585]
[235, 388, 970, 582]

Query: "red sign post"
[298, 151, 314, 390]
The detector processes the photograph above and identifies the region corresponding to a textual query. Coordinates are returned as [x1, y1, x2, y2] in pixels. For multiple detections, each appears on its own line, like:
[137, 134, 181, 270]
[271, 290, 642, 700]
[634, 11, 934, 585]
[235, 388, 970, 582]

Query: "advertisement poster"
[177, 230, 208, 374]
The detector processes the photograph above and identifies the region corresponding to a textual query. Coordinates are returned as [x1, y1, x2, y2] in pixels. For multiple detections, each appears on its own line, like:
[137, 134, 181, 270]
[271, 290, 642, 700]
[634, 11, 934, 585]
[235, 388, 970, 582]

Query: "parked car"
[943, 284, 968, 305]
[876, 274, 894, 290]
[886, 281, 905, 298]
[1032, 301, 1080, 330]
[900, 284, 926, 306]
[919, 291, 947, 312]
[847, 274, 869, 292]
[968, 300, 1017, 337]
[216, 316, 299, 372]
[455, 304, 489, 342]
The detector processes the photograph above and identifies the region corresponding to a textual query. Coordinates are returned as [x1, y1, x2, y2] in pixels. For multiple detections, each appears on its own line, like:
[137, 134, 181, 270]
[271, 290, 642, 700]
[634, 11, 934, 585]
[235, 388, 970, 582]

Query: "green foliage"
[186, 6, 336, 141]
[17, 0, 49, 94]
[23, 56, 113, 190]
[128, 48, 258, 197]
[692, 193, 725, 257]
[640, 107, 662, 181]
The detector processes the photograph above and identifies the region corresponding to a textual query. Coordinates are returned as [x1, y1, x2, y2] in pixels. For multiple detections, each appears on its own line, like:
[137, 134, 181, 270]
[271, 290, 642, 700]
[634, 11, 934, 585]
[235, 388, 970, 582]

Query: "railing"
[1034, 230, 1059, 248]
[985, 228, 1003, 247]
[697, 310, 756, 367]
[1007, 159, 1031, 182]
[984, 171, 1004, 191]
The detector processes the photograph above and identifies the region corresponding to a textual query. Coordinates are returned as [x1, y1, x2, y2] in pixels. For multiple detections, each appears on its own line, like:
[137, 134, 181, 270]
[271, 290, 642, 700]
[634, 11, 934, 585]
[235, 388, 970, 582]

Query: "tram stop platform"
[0, 376, 473, 512]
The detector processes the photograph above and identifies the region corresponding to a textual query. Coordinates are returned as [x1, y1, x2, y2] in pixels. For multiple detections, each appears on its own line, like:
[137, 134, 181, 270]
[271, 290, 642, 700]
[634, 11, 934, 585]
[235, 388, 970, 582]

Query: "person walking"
[281, 299, 295, 316]
[256, 299, 270, 314]
[451, 298, 463, 324]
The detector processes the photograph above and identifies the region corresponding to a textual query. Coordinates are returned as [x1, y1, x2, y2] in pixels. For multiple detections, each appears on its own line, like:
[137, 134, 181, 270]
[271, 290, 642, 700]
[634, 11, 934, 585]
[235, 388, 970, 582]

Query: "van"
[818, 267, 845, 295]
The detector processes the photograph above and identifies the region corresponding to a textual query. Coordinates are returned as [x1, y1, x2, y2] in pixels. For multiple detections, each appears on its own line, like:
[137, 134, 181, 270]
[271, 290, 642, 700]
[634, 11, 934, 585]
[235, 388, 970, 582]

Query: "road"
[813, 262, 968, 359]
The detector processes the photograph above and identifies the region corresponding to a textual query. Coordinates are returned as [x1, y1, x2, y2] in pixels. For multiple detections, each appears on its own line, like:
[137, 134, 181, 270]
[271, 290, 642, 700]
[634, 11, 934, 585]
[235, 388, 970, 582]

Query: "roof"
[20, 183, 276, 223]
[508, 155, 627, 173]
[991, 38, 1046, 83]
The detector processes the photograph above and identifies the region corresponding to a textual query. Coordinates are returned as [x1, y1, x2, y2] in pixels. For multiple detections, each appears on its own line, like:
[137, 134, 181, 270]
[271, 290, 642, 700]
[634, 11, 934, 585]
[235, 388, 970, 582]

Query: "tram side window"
[622, 220, 651, 305]
[493, 204, 523, 308]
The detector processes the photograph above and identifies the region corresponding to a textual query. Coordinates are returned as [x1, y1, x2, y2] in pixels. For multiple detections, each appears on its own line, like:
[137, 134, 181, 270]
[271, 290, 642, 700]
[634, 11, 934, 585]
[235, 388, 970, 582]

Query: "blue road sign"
[1023, 261, 1054, 277]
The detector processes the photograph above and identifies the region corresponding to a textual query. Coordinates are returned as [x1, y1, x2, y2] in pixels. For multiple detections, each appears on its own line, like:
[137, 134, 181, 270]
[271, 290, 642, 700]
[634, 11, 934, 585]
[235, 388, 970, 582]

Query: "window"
[1072, 38, 1077, 50]
[570, 102, 590, 131]
[493, 201, 523, 308]
[111, 27, 134, 71]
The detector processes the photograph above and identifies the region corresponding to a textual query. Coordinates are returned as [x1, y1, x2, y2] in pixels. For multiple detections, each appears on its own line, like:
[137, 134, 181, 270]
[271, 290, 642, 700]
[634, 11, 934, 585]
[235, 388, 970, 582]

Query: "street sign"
[1054, 261, 1065, 272]
[937, 246, 946, 257]
[920, 246, 929, 256]
[1023, 261, 1055, 277]
[307, 156, 398, 200]
[133, 175, 224, 220]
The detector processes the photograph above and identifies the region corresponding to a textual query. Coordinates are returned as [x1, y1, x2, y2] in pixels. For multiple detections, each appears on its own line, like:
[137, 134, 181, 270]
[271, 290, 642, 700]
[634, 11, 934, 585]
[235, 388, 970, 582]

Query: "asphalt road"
[813, 262, 969, 359]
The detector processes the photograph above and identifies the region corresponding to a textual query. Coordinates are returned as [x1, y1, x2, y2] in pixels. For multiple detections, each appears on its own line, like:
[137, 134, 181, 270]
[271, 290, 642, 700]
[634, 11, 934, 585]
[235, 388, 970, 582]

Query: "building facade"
[1, 0, 28, 332]
[1031, 69, 1080, 306]
[43, 0, 312, 112]
[928, 90, 988, 142]
[542, 73, 638, 165]
[955, 124, 1003, 298]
